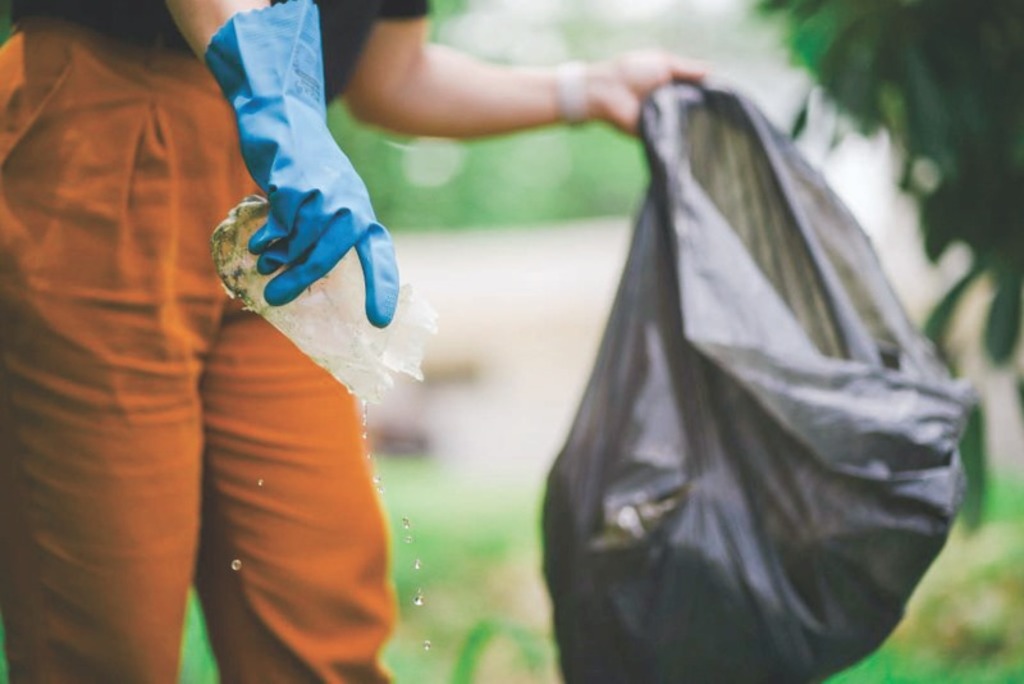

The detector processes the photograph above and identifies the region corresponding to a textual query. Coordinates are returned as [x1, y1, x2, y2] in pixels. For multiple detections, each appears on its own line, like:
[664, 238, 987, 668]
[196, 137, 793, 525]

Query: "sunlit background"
[351, 0, 1024, 682]
[351, 0, 1022, 486]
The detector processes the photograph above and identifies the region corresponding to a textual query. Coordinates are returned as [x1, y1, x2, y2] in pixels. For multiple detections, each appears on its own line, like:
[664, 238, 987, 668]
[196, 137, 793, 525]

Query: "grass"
[829, 473, 1024, 683]
[2, 462, 1023, 683]
[379, 460, 559, 684]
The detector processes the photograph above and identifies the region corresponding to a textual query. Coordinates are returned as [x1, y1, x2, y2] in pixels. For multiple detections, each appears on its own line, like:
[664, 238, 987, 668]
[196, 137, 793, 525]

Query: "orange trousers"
[0, 20, 394, 683]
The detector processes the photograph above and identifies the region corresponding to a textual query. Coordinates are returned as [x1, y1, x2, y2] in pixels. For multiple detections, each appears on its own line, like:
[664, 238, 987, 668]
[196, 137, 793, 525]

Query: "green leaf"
[790, 92, 811, 140]
[919, 187, 963, 262]
[923, 263, 983, 345]
[877, 82, 907, 142]
[958, 405, 986, 531]
[984, 269, 1023, 364]
[791, 3, 844, 73]
[903, 46, 954, 172]
[1013, 125, 1024, 169]
[0, 0, 10, 44]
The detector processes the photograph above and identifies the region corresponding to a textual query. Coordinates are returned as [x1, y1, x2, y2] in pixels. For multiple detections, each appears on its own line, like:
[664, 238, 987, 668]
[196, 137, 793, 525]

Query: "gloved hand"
[205, 0, 398, 327]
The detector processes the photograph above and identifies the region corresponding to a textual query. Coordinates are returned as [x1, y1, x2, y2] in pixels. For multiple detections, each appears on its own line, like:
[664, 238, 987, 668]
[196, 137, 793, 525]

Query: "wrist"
[555, 61, 588, 124]
[557, 61, 618, 124]
[555, 61, 618, 125]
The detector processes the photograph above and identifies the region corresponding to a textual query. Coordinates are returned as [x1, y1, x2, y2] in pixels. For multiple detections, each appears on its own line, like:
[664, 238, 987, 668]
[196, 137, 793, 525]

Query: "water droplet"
[402, 517, 411, 530]
[413, 558, 422, 571]
[372, 475, 382, 485]
[413, 589, 424, 607]
[377, 486, 386, 494]
[423, 640, 432, 651]
[404, 534, 414, 544]
[257, 478, 264, 487]
[231, 559, 242, 571]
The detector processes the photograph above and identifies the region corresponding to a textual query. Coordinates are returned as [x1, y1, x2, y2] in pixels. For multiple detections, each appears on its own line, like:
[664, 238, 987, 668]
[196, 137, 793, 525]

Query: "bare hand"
[585, 50, 707, 135]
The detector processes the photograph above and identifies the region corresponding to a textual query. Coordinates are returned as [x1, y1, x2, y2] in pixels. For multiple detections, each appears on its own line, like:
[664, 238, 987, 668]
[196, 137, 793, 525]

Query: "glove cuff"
[205, 0, 328, 191]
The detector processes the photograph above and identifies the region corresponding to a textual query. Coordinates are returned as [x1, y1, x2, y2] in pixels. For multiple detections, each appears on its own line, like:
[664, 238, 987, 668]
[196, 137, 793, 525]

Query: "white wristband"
[556, 61, 588, 125]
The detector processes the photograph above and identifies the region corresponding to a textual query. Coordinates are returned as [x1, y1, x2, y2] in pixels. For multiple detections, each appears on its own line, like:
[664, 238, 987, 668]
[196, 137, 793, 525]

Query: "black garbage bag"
[542, 83, 975, 684]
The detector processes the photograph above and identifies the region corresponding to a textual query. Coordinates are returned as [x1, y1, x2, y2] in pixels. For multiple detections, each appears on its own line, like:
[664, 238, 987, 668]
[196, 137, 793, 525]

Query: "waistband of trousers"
[13, 17, 224, 100]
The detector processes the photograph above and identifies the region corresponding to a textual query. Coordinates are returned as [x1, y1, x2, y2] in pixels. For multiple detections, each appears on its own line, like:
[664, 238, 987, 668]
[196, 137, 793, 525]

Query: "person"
[0, 0, 704, 681]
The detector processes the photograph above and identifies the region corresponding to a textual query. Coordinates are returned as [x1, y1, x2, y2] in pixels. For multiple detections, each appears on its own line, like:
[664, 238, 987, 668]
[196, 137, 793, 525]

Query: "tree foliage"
[764, 0, 1024, 334]
[762, 0, 1024, 523]
[0, 0, 9, 43]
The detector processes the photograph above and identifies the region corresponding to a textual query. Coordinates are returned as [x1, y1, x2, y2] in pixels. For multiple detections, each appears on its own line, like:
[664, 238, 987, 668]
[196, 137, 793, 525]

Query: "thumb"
[355, 223, 400, 328]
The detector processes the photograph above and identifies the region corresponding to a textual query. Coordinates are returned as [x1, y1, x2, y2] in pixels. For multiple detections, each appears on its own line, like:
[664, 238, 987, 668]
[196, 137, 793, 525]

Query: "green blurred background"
[3, 0, 1024, 682]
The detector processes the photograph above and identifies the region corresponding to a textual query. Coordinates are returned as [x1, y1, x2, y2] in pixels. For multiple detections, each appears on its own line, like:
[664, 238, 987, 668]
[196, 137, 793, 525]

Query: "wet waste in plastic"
[211, 195, 438, 404]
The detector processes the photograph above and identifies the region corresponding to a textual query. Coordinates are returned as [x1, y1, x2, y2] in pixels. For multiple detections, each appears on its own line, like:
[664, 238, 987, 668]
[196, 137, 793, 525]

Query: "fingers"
[598, 50, 709, 135]
[248, 210, 289, 254]
[261, 210, 359, 306]
[262, 232, 350, 306]
[256, 243, 289, 275]
[259, 214, 398, 329]
[668, 55, 709, 84]
[279, 193, 337, 267]
[355, 223, 400, 328]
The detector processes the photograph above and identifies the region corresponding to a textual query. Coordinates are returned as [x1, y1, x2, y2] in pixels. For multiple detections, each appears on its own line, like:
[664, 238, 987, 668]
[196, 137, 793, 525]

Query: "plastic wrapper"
[543, 84, 975, 683]
[211, 195, 437, 404]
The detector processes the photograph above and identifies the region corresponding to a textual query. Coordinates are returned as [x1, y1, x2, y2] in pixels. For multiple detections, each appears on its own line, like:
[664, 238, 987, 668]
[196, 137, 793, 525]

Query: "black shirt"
[12, 0, 429, 96]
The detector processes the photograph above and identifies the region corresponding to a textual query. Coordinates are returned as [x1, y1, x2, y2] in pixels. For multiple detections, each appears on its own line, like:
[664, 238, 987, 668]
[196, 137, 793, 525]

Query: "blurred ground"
[375, 219, 629, 481]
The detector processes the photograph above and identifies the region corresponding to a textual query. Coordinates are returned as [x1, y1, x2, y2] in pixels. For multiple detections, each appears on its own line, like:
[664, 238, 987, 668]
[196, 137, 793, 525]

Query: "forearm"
[347, 20, 704, 138]
[349, 45, 563, 138]
[165, 0, 267, 56]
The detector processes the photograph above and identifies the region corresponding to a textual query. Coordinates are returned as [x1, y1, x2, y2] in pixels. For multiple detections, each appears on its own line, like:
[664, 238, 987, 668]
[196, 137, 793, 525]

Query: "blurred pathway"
[379, 218, 631, 483]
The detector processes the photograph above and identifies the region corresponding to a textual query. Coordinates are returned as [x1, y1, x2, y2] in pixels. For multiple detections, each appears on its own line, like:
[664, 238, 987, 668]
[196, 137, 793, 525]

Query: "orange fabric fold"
[0, 19, 393, 683]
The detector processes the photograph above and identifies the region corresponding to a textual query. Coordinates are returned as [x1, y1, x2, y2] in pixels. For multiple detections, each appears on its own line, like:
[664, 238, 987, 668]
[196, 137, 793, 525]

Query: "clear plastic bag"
[211, 196, 437, 403]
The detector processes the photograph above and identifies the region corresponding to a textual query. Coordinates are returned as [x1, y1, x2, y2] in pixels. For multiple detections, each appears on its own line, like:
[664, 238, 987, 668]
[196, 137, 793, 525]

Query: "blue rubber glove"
[206, 0, 398, 327]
